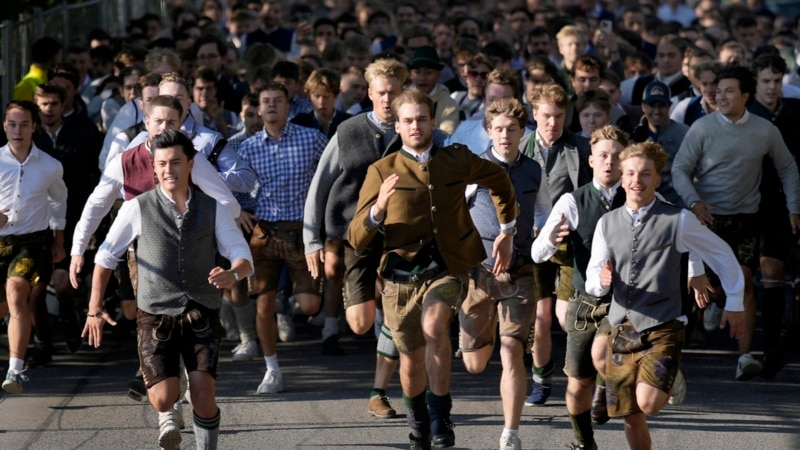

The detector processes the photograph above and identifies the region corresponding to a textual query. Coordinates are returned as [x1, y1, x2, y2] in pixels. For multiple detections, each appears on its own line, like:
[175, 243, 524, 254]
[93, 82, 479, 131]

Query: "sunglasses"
[468, 70, 489, 80]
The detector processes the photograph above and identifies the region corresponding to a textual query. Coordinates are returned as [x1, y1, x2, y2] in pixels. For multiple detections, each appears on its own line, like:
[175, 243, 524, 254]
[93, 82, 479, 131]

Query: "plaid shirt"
[240, 122, 327, 222]
[228, 129, 258, 212]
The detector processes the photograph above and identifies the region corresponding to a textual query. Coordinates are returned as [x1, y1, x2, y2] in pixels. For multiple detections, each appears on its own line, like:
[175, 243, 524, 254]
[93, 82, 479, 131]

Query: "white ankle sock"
[264, 354, 280, 372]
[9, 357, 24, 372]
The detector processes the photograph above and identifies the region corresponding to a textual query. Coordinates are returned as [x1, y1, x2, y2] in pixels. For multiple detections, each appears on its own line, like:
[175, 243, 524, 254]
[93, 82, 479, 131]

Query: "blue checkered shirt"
[240, 122, 327, 222]
[228, 129, 258, 212]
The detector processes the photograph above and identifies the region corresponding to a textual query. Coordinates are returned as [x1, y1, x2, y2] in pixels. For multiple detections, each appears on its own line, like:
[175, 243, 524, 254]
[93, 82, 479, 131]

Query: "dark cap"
[642, 80, 671, 105]
[408, 46, 444, 70]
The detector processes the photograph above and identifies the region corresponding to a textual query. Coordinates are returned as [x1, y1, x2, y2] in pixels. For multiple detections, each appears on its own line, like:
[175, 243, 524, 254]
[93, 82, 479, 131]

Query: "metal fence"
[0, 0, 165, 105]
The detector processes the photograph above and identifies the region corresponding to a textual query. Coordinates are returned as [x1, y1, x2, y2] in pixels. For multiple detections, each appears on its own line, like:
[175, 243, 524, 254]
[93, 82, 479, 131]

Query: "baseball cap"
[642, 80, 671, 105]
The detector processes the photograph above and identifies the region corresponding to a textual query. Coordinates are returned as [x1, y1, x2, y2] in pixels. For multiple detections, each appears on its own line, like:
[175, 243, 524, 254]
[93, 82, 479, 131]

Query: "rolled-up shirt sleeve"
[215, 203, 254, 277]
[585, 216, 612, 298]
[94, 199, 141, 270]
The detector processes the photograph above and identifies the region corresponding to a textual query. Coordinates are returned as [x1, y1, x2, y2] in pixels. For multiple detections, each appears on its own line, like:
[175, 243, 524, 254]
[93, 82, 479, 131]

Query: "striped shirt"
[240, 122, 327, 221]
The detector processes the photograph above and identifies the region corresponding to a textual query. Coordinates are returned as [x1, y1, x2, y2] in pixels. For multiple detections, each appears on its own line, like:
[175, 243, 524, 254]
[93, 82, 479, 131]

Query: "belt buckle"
[409, 274, 420, 283]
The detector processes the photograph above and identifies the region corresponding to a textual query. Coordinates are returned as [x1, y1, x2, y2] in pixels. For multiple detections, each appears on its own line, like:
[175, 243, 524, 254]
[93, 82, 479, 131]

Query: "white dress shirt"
[584, 199, 744, 312]
[0, 144, 67, 235]
[71, 141, 240, 256]
[95, 186, 253, 275]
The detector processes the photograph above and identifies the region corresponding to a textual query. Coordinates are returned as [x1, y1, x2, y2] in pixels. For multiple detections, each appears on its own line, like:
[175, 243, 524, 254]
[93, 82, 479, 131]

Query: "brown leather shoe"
[369, 395, 397, 418]
[590, 384, 609, 425]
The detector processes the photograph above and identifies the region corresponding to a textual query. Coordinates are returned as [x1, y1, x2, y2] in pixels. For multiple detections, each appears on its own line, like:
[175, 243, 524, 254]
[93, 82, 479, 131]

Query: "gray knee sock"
[376, 323, 399, 360]
[233, 301, 257, 343]
[193, 409, 220, 450]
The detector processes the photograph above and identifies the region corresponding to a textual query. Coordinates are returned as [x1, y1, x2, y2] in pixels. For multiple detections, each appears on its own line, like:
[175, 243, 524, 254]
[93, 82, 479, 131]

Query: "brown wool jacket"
[348, 144, 518, 276]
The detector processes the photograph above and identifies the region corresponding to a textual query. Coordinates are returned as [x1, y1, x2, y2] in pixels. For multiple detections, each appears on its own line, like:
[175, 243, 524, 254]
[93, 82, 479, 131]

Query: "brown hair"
[305, 68, 341, 95]
[486, 67, 522, 99]
[576, 88, 611, 114]
[391, 89, 434, 119]
[485, 97, 529, 129]
[146, 94, 184, 118]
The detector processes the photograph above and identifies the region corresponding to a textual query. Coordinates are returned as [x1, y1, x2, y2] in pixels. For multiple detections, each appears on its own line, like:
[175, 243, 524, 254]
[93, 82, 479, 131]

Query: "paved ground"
[0, 318, 799, 449]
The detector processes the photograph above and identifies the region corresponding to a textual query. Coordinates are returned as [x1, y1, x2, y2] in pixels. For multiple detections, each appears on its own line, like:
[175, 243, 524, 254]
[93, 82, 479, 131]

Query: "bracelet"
[87, 311, 105, 318]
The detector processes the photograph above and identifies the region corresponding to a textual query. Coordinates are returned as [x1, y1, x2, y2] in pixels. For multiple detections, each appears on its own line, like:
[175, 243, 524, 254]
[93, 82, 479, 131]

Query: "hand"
[208, 266, 238, 289]
[691, 201, 714, 226]
[689, 274, 714, 309]
[549, 213, 570, 246]
[306, 249, 324, 279]
[0, 208, 8, 227]
[69, 255, 84, 289]
[81, 310, 118, 348]
[373, 174, 399, 222]
[790, 214, 800, 237]
[295, 21, 313, 45]
[52, 244, 65, 264]
[491, 232, 514, 275]
[236, 211, 257, 234]
[599, 259, 613, 287]
[720, 310, 745, 339]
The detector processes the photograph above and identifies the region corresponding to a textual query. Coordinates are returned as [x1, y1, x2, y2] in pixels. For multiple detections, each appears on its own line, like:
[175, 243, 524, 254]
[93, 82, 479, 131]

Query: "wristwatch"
[501, 226, 517, 236]
[228, 269, 240, 281]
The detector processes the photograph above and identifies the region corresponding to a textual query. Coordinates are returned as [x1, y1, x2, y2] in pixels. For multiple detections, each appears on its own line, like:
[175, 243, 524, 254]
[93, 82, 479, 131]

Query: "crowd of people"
[2, 0, 800, 449]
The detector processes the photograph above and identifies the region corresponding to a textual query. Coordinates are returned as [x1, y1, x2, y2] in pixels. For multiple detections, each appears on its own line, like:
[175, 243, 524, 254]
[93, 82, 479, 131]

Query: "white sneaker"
[232, 340, 258, 361]
[703, 302, 723, 332]
[499, 433, 522, 450]
[735, 353, 762, 381]
[276, 314, 295, 342]
[158, 411, 182, 450]
[2, 369, 29, 394]
[257, 369, 284, 394]
[668, 369, 686, 405]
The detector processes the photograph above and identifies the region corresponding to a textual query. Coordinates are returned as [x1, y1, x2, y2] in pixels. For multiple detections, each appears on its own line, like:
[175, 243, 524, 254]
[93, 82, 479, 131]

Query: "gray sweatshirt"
[672, 110, 800, 215]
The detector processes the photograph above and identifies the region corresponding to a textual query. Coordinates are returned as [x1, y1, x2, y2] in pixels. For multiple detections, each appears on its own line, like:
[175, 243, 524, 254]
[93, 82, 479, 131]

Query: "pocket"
[611, 328, 650, 354]
[188, 309, 213, 339]
[152, 315, 174, 342]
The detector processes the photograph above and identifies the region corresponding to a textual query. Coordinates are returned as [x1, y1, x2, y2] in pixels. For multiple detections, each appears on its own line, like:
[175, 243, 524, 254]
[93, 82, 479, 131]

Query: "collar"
[2, 143, 40, 163]
[368, 111, 393, 128]
[489, 146, 521, 166]
[656, 71, 683, 86]
[625, 197, 657, 218]
[262, 121, 293, 141]
[535, 130, 563, 150]
[592, 179, 621, 201]
[158, 185, 192, 210]
[46, 122, 64, 142]
[718, 109, 750, 125]
[181, 113, 198, 138]
[401, 143, 434, 162]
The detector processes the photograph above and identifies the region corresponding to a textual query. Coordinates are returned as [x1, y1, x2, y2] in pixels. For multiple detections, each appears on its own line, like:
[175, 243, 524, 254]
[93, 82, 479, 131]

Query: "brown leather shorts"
[137, 303, 222, 389]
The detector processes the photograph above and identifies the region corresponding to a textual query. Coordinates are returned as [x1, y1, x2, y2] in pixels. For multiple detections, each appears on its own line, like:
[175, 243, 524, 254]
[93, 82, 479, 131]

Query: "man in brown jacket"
[349, 90, 518, 450]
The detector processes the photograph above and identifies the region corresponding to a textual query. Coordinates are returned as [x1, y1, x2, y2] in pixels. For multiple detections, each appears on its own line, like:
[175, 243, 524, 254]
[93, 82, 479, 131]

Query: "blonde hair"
[620, 141, 668, 174]
[590, 124, 629, 149]
[144, 48, 180, 72]
[364, 58, 409, 85]
[556, 25, 583, 44]
[528, 83, 568, 109]
[391, 89, 433, 119]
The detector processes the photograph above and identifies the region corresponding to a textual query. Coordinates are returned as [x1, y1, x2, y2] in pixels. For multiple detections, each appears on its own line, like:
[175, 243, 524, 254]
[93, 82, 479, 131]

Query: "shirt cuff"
[500, 220, 516, 230]
[369, 205, 383, 227]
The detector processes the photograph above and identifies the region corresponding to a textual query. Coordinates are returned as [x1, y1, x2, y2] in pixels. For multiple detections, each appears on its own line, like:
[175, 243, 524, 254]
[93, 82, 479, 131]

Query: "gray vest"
[136, 187, 221, 316]
[325, 114, 397, 240]
[602, 199, 684, 331]
[572, 184, 626, 292]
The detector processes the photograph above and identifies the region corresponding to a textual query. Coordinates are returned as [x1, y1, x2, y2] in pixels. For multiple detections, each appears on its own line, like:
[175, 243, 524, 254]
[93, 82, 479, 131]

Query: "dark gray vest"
[572, 184, 626, 292]
[324, 114, 397, 240]
[468, 151, 542, 267]
[602, 199, 684, 331]
[136, 187, 221, 316]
